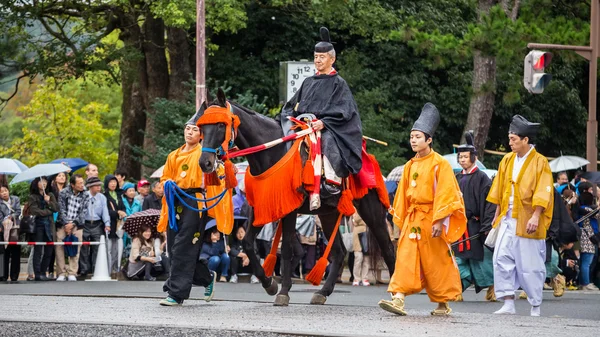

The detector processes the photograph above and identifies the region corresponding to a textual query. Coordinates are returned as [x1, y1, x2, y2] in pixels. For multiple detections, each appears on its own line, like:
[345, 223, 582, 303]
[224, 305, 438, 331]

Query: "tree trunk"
[464, 51, 496, 156]
[116, 21, 147, 179]
[462, 0, 498, 158]
[142, 15, 169, 176]
[167, 27, 192, 102]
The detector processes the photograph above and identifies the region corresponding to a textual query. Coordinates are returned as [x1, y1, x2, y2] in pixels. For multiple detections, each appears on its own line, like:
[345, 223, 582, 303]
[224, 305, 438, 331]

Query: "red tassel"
[224, 159, 237, 189]
[305, 257, 328, 286]
[263, 221, 282, 277]
[305, 213, 344, 286]
[303, 159, 315, 192]
[263, 254, 277, 278]
[204, 172, 220, 186]
[337, 189, 355, 216]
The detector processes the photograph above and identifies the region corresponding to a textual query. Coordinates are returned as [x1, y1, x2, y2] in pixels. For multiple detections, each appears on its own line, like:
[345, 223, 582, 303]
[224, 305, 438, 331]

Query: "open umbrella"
[0, 158, 29, 175]
[123, 209, 161, 237]
[50, 158, 88, 172]
[386, 165, 404, 182]
[549, 155, 589, 173]
[150, 165, 164, 179]
[442, 154, 486, 172]
[10, 163, 71, 184]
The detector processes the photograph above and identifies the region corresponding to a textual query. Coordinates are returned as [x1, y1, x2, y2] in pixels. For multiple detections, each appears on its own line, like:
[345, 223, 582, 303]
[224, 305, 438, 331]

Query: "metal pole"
[196, 0, 207, 110]
[588, 0, 599, 172]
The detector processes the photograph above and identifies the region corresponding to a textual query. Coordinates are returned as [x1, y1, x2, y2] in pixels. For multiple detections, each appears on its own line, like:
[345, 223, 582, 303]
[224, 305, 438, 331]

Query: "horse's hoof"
[273, 294, 290, 306]
[264, 277, 278, 296]
[310, 293, 327, 305]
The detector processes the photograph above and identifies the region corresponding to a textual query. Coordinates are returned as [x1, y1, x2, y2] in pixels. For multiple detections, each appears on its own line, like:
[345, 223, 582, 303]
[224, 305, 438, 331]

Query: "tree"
[0, 79, 118, 177]
[0, 0, 251, 179]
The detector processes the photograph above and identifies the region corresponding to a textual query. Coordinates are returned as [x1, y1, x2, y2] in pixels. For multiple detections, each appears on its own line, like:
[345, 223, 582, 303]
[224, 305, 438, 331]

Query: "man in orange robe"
[157, 107, 233, 306]
[379, 103, 466, 316]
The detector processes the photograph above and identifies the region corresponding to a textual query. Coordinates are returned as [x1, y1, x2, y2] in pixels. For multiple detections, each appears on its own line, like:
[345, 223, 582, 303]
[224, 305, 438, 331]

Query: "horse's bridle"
[199, 103, 239, 160]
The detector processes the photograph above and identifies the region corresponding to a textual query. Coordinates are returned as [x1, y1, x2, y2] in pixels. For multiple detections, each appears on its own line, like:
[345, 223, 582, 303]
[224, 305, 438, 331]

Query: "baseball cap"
[137, 179, 150, 188]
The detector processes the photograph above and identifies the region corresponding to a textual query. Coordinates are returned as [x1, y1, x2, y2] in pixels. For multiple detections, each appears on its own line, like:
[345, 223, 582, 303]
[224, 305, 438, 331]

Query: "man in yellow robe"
[379, 103, 466, 316]
[487, 115, 554, 317]
[157, 106, 233, 306]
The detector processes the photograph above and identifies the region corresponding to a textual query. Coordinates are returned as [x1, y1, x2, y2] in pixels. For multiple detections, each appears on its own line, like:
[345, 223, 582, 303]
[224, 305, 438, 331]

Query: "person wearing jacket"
[577, 182, 600, 291]
[104, 175, 127, 276]
[0, 183, 22, 282]
[121, 182, 142, 259]
[56, 174, 89, 281]
[200, 227, 230, 282]
[228, 226, 259, 284]
[28, 177, 59, 281]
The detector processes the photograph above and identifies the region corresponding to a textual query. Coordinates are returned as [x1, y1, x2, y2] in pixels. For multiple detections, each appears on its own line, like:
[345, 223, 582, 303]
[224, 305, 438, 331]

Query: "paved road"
[0, 280, 599, 336]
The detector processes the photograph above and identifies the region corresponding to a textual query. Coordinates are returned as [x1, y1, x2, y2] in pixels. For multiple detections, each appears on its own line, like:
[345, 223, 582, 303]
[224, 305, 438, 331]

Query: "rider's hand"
[312, 120, 324, 131]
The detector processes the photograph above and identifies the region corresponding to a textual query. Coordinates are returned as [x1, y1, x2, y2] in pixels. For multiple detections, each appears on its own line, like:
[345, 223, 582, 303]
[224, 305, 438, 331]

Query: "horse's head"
[198, 88, 239, 173]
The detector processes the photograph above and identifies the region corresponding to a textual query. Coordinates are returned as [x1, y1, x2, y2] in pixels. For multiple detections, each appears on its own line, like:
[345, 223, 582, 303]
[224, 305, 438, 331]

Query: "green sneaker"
[159, 296, 182, 306]
[204, 272, 217, 302]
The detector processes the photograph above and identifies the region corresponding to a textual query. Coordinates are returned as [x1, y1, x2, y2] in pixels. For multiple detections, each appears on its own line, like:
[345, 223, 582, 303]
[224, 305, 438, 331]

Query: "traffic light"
[523, 50, 553, 94]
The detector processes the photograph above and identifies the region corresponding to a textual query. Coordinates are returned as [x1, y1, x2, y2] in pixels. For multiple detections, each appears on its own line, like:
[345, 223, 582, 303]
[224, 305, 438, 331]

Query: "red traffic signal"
[524, 50, 553, 94]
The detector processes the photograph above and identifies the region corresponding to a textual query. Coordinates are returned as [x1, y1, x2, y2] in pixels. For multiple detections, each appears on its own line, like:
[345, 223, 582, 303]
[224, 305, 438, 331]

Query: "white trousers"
[493, 217, 546, 306]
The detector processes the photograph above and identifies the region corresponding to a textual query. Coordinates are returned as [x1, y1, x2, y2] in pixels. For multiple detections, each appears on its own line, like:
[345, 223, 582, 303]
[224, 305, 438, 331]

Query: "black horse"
[199, 89, 396, 306]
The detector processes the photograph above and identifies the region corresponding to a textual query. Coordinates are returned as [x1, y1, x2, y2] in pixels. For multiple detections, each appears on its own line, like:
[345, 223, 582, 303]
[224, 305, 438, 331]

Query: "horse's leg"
[243, 216, 278, 296]
[357, 190, 396, 276]
[274, 212, 297, 306]
[311, 211, 346, 305]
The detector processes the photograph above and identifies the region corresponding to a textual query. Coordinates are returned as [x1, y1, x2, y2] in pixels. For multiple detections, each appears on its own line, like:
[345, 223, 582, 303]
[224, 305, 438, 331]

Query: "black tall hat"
[509, 114, 540, 138]
[411, 103, 440, 137]
[315, 27, 334, 53]
[457, 131, 477, 154]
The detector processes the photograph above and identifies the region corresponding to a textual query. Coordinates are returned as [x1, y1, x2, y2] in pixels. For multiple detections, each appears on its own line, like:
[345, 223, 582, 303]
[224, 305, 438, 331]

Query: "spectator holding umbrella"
[0, 181, 22, 282]
[127, 224, 165, 281]
[28, 177, 58, 281]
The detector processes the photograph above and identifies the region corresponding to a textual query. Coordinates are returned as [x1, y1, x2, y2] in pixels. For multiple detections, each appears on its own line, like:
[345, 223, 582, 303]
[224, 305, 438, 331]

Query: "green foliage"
[0, 79, 118, 177]
[9, 181, 30, 204]
[151, 0, 250, 32]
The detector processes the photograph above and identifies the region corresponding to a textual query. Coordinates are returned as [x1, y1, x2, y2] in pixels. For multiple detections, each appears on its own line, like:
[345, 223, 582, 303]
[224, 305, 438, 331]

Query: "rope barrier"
[0, 241, 100, 246]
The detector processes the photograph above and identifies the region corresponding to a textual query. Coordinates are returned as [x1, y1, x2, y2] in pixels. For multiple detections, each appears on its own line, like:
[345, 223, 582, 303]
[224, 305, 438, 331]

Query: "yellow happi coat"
[157, 144, 233, 234]
[486, 147, 554, 239]
[388, 150, 466, 302]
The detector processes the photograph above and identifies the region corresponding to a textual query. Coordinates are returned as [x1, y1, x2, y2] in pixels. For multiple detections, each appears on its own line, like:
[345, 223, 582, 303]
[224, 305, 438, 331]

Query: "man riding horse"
[280, 27, 363, 195]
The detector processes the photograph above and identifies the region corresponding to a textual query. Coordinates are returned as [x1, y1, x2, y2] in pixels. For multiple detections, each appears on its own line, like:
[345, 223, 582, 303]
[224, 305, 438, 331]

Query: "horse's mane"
[229, 101, 282, 129]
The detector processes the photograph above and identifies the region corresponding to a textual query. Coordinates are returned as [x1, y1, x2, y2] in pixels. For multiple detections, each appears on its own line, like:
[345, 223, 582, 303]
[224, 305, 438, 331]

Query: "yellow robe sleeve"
[391, 161, 411, 228]
[206, 165, 234, 235]
[157, 153, 175, 233]
[532, 156, 554, 230]
[432, 158, 467, 243]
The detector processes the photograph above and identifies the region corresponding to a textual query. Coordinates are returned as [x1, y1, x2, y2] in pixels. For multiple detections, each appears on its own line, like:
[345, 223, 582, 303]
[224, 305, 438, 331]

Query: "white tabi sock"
[494, 299, 516, 315]
[530, 306, 540, 317]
